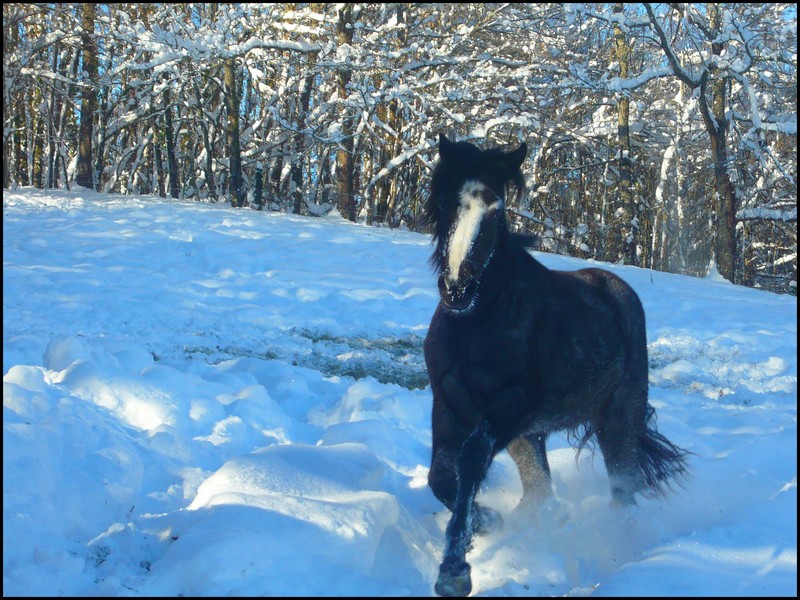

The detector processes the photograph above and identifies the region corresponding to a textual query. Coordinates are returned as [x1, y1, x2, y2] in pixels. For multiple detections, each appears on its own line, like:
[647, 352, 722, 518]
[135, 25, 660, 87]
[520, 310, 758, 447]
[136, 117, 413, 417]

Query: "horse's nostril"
[464, 278, 477, 297]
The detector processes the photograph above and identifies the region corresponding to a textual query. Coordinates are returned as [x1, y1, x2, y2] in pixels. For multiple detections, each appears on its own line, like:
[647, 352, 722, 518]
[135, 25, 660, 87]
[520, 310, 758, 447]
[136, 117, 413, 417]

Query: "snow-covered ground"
[3, 187, 796, 596]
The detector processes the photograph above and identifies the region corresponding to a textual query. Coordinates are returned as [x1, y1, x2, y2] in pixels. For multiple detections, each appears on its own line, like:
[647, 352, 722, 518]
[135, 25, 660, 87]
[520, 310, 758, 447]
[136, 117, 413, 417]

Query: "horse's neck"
[481, 233, 550, 303]
[480, 233, 521, 296]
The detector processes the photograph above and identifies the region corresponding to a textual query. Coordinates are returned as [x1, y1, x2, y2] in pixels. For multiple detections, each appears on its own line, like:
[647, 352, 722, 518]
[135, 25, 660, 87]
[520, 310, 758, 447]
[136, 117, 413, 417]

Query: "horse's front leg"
[435, 421, 496, 597]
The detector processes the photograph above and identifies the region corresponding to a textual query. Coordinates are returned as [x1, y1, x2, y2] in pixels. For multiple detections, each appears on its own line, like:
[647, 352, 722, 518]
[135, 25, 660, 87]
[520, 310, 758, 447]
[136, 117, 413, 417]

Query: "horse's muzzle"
[438, 268, 478, 312]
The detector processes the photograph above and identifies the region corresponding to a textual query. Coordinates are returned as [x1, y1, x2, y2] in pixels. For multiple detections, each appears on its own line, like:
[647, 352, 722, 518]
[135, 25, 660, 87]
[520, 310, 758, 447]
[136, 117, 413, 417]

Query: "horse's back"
[552, 267, 649, 416]
[566, 267, 647, 359]
[530, 265, 647, 394]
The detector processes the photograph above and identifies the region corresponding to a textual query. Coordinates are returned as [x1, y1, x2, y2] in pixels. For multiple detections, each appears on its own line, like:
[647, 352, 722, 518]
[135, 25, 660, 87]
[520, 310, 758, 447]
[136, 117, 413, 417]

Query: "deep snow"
[3, 187, 796, 596]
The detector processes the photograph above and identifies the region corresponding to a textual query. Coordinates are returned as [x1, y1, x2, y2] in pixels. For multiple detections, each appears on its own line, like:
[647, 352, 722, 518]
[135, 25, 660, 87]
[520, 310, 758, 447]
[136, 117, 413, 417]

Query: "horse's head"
[423, 133, 527, 313]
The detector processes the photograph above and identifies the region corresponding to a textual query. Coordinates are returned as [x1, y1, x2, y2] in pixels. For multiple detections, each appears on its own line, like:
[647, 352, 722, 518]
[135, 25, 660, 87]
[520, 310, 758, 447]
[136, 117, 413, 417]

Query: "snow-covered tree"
[3, 3, 795, 293]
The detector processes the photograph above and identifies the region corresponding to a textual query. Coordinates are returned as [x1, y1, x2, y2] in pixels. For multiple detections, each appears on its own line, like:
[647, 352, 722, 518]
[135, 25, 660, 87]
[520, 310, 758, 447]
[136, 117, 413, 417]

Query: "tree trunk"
[291, 53, 316, 215]
[292, 62, 316, 215]
[163, 88, 180, 198]
[75, 3, 97, 190]
[204, 124, 217, 201]
[336, 5, 356, 221]
[613, 3, 636, 265]
[193, 77, 217, 201]
[94, 83, 108, 192]
[224, 56, 243, 208]
[46, 39, 61, 189]
[31, 100, 44, 188]
[371, 96, 389, 225]
[14, 110, 29, 186]
[706, 4, 737, 283]
[154, 134, 165, 197]
[253, 167, 264, 210]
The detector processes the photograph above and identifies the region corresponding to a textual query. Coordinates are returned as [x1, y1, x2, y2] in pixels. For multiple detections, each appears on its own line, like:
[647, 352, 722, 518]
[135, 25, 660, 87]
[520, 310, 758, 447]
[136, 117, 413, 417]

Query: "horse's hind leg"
[507, 432, 552, 511]
[595, 383, 648, 506]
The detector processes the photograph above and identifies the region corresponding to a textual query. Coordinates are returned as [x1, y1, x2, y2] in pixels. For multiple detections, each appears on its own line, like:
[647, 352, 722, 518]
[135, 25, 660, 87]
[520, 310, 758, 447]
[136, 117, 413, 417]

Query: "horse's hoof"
[435, 558, 472, 597]
[474, 504, 503, 535]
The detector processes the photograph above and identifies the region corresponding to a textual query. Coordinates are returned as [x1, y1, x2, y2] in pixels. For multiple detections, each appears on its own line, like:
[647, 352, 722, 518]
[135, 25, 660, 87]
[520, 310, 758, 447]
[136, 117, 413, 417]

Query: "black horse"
[422, 134, 689, 597]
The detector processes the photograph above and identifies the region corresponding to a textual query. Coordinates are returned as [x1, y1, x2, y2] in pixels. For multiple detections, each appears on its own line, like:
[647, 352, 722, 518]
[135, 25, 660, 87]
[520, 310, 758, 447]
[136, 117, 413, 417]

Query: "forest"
[3, 3, 797, 293]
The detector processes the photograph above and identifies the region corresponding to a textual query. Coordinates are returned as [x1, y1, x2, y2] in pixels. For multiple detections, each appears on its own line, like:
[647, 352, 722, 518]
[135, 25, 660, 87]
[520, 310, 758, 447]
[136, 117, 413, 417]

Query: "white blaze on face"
[446, 180, 501, 282]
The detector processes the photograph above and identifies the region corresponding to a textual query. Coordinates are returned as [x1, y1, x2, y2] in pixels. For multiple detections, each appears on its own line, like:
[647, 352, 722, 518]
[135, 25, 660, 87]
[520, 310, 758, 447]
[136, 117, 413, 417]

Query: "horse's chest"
[462, 323, 523, 370]
[439, 327, 526, 410]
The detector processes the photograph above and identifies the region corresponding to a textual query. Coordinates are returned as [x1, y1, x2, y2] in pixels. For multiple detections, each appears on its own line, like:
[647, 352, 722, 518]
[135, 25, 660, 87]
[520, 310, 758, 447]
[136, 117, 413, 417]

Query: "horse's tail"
[639, 404, 691, 494]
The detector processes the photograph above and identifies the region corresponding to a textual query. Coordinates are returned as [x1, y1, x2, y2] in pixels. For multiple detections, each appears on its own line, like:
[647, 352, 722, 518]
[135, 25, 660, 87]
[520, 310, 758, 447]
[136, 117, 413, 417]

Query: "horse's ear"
[504, 142, 527, 171]
[438, 133, 455, 160]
